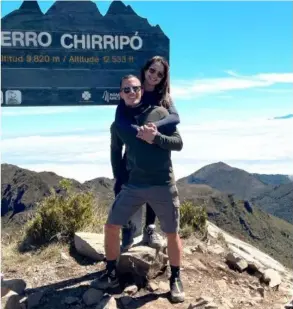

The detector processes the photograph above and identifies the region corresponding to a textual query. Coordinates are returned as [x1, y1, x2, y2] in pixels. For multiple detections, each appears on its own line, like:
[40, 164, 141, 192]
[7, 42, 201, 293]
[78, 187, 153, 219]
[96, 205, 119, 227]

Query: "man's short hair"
[119, 74, 141, 89]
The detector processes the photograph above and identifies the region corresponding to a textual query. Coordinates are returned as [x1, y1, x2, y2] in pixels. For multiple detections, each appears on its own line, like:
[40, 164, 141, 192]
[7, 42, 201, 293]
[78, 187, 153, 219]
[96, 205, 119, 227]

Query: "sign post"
[1, 0, 169, 107]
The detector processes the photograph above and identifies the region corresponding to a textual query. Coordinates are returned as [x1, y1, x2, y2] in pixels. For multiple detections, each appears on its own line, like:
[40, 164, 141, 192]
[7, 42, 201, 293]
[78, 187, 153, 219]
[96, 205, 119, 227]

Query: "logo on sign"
[102, 91, 120, 103]
[5, 90, 22, 105]
[81, 91, 91, 101]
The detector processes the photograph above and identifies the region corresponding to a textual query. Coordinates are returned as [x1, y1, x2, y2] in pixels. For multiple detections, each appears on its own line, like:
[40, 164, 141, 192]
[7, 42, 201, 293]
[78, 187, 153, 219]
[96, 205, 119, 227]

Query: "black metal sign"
[1, 0, 169, 106]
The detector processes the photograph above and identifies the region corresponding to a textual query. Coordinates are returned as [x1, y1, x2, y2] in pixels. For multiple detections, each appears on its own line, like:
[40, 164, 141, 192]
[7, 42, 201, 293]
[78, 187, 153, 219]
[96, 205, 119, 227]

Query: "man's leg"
[94, 185, 146, 289]
[166, 233, 182, 267]
[105, 224, 120, 261]
[147, 185, 185, 303]
[114, 178, 137, 251]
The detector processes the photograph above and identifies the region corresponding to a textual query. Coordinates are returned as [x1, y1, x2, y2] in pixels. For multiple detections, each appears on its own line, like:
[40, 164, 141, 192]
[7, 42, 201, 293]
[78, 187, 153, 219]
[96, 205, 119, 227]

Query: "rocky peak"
[46, 0, 102, 16]
[106, 0, 137, 15]
[19, 0, 42, 14]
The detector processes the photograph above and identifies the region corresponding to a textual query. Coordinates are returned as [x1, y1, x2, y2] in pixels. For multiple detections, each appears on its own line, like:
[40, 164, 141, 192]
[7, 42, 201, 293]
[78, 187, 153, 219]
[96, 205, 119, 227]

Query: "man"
[112, 112, 165, 252]
[112, 135, 164, 252]
[96, 75, 185, 303]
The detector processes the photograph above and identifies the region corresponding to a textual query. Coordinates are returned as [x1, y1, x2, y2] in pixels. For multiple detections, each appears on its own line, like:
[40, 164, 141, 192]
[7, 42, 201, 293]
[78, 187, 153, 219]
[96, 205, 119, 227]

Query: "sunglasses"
[148, 67, 164, 79]
[121, 86, 142, 94]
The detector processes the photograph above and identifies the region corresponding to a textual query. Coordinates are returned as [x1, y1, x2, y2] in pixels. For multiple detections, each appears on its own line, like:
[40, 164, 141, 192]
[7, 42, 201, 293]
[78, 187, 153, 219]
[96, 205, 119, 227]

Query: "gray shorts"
[106, 184, 180, 234]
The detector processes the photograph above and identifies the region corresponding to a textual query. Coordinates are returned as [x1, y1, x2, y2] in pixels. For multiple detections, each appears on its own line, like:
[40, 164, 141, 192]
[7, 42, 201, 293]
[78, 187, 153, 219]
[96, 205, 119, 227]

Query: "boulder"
[74, 232, 105, 261]
[117, 246, 168, 279]
[226, 252, 248, 272]
[262, 269, 282, 288]
[207, 222, 287, 275]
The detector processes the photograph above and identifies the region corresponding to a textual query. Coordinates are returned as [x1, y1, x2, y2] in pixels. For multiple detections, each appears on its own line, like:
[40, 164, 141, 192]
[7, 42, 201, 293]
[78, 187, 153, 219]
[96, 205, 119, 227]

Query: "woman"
[114, 56, 180, 251]
[115, 56, 179, 133]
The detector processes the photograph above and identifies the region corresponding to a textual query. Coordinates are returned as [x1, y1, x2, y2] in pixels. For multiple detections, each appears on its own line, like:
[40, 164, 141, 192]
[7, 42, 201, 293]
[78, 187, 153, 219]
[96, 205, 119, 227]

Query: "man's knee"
[166, 232, 180, 240]
[105, 224, 121, 233]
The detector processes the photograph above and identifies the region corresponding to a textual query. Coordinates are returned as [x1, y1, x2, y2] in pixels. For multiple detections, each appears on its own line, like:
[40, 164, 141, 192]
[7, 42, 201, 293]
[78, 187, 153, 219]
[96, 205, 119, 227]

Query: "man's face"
[120, 77, 143, 107]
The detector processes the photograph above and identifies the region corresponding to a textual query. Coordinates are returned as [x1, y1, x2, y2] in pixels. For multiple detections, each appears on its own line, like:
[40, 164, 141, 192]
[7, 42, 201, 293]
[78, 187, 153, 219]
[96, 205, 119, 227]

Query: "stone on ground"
[117, 246, 168, 279]
[225, 252, 248, 272]
[74, 232, 105, 261]
[262, 269, 282, 288]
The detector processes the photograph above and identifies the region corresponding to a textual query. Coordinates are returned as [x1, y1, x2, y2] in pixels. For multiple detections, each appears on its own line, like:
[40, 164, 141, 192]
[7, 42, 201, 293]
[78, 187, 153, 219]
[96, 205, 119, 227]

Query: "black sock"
[170, 265, 180, 280]
[145, 203, 156, 227]
[106, 260, 117, 277]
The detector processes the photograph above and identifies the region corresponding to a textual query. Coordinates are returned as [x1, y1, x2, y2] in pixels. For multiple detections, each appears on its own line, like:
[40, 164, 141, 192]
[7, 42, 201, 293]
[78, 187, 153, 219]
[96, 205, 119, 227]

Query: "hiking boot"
[170, 277, 185, 303]
[121, 223, 136, 252]
[142, 224, 165, 249]
[91, 270, 119, 290]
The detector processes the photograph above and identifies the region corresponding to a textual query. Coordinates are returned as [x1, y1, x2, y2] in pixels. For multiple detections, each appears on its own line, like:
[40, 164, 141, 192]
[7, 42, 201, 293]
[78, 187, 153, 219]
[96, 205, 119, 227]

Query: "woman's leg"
[143, 203, 165, 248]
[145, 203, 156, 226]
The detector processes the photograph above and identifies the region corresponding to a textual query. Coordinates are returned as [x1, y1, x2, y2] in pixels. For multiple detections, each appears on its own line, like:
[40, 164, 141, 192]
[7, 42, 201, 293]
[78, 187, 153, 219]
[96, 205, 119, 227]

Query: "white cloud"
[0, 106, 116, 117]
[173, 117, 293, 158]
[2, 117, 293, 182]
[256, 89, 293, 94]
[0, 107, 74, 117]
[256, 73, 293, 83]
[18, 163, 113, 184]
[170, 72, 293, 100]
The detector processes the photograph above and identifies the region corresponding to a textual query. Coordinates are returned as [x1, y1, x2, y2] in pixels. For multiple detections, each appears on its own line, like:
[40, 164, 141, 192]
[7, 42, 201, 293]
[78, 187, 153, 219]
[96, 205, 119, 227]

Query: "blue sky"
[1, 0, 293, 181]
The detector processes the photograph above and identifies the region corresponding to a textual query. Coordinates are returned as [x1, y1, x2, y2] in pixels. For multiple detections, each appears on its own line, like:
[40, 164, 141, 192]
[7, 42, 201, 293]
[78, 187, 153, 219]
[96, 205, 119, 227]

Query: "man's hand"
[136, 123, 158, 144]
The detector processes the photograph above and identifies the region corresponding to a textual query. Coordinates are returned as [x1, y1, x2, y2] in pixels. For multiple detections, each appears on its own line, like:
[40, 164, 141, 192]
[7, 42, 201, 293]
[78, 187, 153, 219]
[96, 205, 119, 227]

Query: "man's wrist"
[153, 132, 162, 144]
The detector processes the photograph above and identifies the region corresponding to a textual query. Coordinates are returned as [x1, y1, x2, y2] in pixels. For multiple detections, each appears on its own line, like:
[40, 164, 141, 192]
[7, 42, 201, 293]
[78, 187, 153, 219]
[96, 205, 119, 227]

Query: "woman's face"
[144, 61, 165, 88]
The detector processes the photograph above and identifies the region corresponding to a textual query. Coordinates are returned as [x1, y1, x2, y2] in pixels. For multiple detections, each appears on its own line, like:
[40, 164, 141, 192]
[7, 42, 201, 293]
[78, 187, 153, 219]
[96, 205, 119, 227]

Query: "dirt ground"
[1, 235, 292, 309]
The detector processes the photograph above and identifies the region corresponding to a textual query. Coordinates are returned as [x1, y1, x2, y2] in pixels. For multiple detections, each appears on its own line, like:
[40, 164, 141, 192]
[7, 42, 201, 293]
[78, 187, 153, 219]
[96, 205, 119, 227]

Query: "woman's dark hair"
[140, 56, 171, 108]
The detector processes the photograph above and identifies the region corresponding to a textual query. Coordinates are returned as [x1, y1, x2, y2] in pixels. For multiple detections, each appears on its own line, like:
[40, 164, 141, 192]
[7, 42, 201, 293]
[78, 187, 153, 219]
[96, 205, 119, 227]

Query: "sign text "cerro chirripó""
[1, 31, 143, 50]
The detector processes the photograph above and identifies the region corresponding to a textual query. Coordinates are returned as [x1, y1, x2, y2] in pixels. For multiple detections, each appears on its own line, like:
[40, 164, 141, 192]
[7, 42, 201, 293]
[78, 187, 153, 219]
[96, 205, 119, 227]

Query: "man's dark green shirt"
[110, 105, 183, 186]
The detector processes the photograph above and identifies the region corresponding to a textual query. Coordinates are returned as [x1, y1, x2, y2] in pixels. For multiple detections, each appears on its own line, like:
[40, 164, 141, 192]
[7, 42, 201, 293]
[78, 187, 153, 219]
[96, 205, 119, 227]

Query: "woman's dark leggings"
[145, 203, 156, 227]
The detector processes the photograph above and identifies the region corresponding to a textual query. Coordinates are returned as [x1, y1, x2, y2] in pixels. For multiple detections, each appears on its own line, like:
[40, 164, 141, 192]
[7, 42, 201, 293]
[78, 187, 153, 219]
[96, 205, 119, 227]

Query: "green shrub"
[24, 179, 106, 245]
[180, 200, 208, 238]
[180, 225, 194, 239]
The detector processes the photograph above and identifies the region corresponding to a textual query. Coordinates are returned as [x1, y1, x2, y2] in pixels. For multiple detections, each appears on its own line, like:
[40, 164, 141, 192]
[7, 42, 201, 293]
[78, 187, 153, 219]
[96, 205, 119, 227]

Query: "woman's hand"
[136, 123, 157, 144]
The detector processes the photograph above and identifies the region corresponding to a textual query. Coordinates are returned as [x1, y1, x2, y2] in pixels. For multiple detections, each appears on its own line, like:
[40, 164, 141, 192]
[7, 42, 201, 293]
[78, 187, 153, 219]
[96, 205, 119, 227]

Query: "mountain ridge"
[2, 0, 166, 34]
[1, 162, 293, 268]
[178, 162, 293, 224]
[178, 161, 268, 199]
